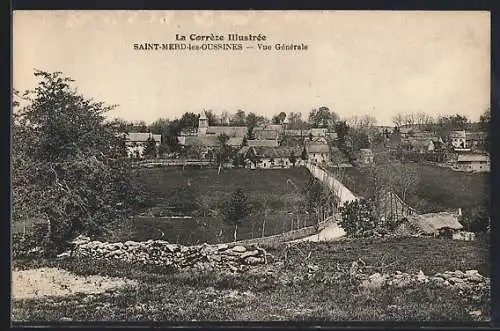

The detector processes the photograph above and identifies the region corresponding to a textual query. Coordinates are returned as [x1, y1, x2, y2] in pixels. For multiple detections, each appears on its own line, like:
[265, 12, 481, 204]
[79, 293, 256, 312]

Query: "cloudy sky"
[13, 10, 490, 125]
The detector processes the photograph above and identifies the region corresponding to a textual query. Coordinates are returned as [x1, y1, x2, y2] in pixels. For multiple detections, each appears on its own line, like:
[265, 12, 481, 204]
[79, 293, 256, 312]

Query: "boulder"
[231, 245, 247, 253]
[245, 257, 264, 265]
[240, 250, 260, 259]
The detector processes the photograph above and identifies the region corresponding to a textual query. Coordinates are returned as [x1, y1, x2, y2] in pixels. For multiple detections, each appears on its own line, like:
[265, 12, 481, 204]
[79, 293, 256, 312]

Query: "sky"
[13, 10, 490, 126]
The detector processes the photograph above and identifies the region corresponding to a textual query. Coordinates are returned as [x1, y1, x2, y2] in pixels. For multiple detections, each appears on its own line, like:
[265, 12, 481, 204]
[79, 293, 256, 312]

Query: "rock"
[245, 257, 264, 265]
[231, 245, 247, 253]
[60, 317, 73, 322]
[217, 244, 229, 250]
[448, 277, 465, 285]
[416, 270, 426, 282]
[453, 270, 465, 277]
[240, 250, 260, 259]
[56, 251, 71, 259]
[360, 273, 387, 290]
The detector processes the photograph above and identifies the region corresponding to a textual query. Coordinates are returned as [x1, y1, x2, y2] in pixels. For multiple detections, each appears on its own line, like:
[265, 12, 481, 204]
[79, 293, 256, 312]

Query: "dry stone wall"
[63, 236, 270, 273]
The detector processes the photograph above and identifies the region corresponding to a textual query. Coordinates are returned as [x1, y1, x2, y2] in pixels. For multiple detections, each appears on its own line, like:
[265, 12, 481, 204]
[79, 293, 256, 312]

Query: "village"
[11, 11, 491, 324]
[122, 109, 490, 173]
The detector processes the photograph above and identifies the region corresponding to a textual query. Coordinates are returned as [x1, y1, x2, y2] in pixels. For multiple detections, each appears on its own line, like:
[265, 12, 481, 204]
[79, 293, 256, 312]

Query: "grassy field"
[12, 237, 490, 322]
[104, 167, 315, 245]
[337, 163, 489, 214]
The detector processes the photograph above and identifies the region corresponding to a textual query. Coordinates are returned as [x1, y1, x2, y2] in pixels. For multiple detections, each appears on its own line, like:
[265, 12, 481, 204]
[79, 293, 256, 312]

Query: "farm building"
[239, 146, 303, 169]
[395, 211, 463, 237]
[449, 130, 467, 150]
[452, 153, 490, 172]
[121, 132, 161, 158]
[246, 139, 279, 147]
[465, 131, 488, 151]
[305, 141, 330, 165]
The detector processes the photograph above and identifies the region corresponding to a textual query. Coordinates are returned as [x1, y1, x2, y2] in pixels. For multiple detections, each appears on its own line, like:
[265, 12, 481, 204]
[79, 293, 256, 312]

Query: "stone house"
[453, 153, 490, 172]
[122, 132, 161, 158]
[305, 142, 330, 166]
[239, 146, 303, 169]
[449, 130, 467, 150]
[465, 131, 488, 151]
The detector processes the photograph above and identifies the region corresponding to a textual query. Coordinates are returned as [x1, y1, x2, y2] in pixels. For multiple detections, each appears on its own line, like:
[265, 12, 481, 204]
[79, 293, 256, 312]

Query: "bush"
[460, 206, 490, 233]
[339, 199, 378, 238]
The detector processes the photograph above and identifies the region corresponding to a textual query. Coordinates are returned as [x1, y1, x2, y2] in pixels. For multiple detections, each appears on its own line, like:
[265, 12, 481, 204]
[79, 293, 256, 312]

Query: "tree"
[143, 136, 158, 159]
[245, 112, 260, 139]
[272, 112, 287, 124]
[222, 188, 250, 242]
[308, 106, 339, 128]
[289, 151, 297, 167]
[216, 133, 231, 174]
[12, 70, 147, 255]
[149, 118, 170, 137]
[231, 109, 246, 126]
[389, 161, 419, 209]
[287, 112, 308, 130]
[205, 109, 219, 126]
[479, 108, 490, 131]
[301, 147, 308, 161]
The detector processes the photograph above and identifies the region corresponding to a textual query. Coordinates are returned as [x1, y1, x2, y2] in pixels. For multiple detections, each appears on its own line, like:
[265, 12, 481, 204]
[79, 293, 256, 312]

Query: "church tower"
[198, 110, 208, 135]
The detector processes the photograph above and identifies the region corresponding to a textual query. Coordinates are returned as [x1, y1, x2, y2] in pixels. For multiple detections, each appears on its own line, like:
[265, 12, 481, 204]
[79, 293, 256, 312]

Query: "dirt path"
[11, 267, 137, 300]
[287, 222, 346, 243]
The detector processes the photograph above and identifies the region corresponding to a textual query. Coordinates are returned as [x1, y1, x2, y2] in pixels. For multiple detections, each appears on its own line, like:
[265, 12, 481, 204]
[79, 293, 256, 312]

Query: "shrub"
[339, 199, 378, 238]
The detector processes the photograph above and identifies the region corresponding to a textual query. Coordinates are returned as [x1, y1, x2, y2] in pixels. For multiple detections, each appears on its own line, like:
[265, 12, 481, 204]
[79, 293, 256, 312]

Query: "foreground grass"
[12, 237, 490, 322]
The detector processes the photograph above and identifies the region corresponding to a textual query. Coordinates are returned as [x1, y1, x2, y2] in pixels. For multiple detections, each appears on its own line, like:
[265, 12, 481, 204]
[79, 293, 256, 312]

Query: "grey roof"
[248, 146, 302, 159]
[205, 126, 246, 137]
[184, 135, 243, 147]
[449, 130, 466, 139]
[457, 154, 489, 162]
[305, 143, 330, 154]
[405, 212, 463, 234]
[124, 132, 161, 143]
[254, 128, 280, 140]
[247, 139, 279, 147]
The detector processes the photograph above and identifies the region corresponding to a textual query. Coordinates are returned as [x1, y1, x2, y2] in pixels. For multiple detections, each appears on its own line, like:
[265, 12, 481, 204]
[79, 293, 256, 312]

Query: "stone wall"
[64, 236, 269, 273]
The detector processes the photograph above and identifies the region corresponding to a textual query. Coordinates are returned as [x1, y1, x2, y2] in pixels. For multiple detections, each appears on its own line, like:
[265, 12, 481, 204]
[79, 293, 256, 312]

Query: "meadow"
[337, 163, 489, 214]
[105, 167, 316, 245]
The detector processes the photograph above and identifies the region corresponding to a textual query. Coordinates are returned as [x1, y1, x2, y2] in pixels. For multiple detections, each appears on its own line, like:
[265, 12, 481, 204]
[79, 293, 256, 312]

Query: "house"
[408, 138, 435, 153]
[453, 153, 490, 172]
[359, 148, 374, 165]
[179, 110, 247, 153]
[239, 146, 303, 169]
[395, 212, 463, 237]
[449, 130, 467, 149]
[284, 129, 309, 137]
[253, 128, 280, 140]
[247, 139, 279, 147]
[305, 142, 330, 165]
[465, 131, 487, 151]
[122, 132, 161, 158]
[309, 128, 328, 137]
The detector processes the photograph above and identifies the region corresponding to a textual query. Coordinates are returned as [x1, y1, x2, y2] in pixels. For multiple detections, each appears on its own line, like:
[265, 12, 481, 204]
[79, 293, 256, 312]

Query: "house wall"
[308, 152, 330, 165]
[451, 138, 466, 149]
[258, 157, 304, 169]
[454, 161, 490, 172]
